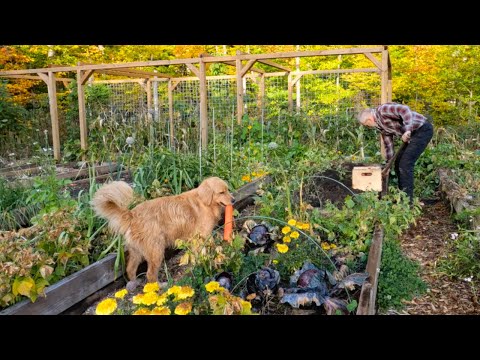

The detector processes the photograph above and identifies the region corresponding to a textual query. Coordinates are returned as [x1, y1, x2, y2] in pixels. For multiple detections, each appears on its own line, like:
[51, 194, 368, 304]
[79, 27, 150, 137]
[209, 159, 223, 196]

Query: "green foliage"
[439, 231, 480, 281]
[0, 233, 54, 307]
[26, 169, 75, 220]
[132, 147, 205, 199]
[377, 239, 427, 311]
[0, 178, 40, 230]
[0, 82, 27, 133]
[175, 233, 246, 280]
[310, 188, 420, 254]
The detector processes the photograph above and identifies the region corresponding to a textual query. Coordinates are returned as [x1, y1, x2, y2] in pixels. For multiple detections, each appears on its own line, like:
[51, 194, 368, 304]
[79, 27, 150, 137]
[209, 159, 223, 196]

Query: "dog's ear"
[198, 180, 213, 206]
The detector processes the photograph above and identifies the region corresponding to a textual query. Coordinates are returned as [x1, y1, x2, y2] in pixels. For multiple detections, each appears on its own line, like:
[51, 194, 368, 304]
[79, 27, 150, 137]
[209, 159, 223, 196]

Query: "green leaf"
[345, 197, 355, 209]
[12, 278, 21, 296]
[347, 300, 358, 312]
[17, 277, 36, 296]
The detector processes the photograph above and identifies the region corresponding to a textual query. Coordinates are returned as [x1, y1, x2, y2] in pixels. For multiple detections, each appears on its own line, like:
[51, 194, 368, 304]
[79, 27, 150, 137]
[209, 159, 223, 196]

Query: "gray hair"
[357, 108, 374, 124]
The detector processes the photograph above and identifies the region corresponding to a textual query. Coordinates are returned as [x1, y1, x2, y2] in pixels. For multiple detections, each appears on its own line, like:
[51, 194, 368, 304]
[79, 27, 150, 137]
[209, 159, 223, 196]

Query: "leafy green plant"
[0, 178, 40, 230]
[377, 239, 427, 311]
[0, 231, 53, 307]
[175, 233, 246, 280]
[439, 230, 480, 281]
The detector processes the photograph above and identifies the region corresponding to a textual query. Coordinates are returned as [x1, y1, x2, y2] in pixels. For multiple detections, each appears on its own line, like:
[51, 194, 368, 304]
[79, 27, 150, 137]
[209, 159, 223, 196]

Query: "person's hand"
[402, 131, 411, 143]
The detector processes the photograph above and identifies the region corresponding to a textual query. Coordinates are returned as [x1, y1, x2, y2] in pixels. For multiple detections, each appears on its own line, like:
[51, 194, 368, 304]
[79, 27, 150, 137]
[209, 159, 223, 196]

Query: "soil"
[389, 197, 480, 315]
[300, 163, 363, 207]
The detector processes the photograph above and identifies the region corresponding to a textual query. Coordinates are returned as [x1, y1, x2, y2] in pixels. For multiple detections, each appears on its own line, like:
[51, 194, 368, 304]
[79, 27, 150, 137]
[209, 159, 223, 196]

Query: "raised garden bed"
[1, 169, 387, 315]
[0, 176, 271, 315]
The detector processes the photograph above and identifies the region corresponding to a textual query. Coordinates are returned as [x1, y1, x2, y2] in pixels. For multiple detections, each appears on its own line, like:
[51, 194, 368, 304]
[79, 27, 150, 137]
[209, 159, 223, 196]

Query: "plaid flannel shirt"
[373, 103, 427, 160]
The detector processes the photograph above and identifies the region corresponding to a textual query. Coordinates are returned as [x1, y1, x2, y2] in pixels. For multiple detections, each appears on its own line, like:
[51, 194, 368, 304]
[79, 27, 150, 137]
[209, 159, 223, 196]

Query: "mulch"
[391, 198, 480, 315]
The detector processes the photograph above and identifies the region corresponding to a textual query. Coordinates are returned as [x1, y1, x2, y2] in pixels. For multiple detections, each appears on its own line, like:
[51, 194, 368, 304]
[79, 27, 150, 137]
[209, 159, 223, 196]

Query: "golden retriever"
[91, 177, 235, 285]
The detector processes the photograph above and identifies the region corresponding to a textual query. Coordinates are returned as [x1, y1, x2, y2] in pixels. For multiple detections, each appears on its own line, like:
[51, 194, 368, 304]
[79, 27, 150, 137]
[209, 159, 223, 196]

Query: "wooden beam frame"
[291, 73, 303, 87]
[0, 74, 73, 82]
[221, 60, 265, 74]
[199, 57, 208, 150]
[202, 47, 385, 63]
[256, 58, 292, 72]
[77, 69, 88, 159]
[240, 59, 257, 77]
[0, 48, 385, 77]
[363, 52, 382, 70]
[257, 74, 265, 118]
[185, 63, 200, 78]
[236, 53, 244, 125]
[80, 70, 95, 85]
[357, 224, 384, 315]
[288, 73, 293, 112]
[37, 72, 61, 161]
[146, 79, 152, 122]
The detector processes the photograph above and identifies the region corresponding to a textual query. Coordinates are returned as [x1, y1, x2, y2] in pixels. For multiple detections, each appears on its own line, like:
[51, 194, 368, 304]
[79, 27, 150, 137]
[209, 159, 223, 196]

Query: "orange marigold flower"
[151, 306, 171, 315]
[133, 308, 151, 315]
[167, 285, 182, 295]
[174, 302, 192, 315]
[176, 286, 195, 300]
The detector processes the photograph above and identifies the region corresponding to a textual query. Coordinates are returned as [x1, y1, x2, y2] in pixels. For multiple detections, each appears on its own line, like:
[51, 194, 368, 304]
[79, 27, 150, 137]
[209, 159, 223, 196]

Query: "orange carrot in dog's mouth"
[223, 204, 234, 242]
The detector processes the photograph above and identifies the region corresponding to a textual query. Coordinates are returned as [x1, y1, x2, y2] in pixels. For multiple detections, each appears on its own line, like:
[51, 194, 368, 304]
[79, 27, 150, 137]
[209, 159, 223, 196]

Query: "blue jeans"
[394, 121, 434, 203]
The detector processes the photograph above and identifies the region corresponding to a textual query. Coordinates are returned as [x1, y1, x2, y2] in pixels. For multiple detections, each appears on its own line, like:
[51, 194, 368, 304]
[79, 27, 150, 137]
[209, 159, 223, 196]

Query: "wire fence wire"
[1, 71, 381, 163]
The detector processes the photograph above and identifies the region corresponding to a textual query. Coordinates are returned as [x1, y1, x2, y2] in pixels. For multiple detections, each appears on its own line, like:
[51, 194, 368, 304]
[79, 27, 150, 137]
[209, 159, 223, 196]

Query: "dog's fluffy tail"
[91, 181, 134, 235]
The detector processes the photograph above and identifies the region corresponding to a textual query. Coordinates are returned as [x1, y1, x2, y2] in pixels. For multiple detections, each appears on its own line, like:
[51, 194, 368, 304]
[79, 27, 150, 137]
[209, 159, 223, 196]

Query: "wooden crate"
[352, 165, 382, 192]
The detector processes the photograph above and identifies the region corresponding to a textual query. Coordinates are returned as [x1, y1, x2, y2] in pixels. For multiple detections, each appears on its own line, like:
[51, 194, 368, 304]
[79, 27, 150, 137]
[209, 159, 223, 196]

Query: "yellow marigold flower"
[241, 300, 252, 311]
[156, 293, 168, 306]
[287, 219, 297, 226]
[272, 259, 279, 264]
[281, 226, 291, 234]
[143, 282, 160, 293]
[205, 281, 221, 293]
[276, 243, 289, 253]
[132, 293, 145, 304]
[330, 244, 337, 249]
[133, 308, 151, 315]
[174, 302, 192, 315]
[96, 298, 117, 315]
[151, 306, 171, 315]
[167, 285, 182, 295]
[321, 242, 331, 250]
[142, 291, 159, 305]
[290, 231, 300, 239]
[247, 125, 252, 130]
[176, 286, 195, 300]
[283, 236, 291, 243]
[251, 171, 257, 177]
[114, 289, 128, 299]
[301, 223, 310, 230]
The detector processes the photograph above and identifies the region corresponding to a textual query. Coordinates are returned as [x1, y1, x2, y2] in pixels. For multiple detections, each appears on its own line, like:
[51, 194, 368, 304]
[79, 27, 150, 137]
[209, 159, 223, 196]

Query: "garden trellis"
[0, 46, 391, 161]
